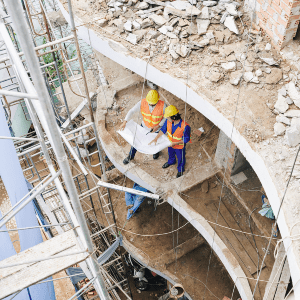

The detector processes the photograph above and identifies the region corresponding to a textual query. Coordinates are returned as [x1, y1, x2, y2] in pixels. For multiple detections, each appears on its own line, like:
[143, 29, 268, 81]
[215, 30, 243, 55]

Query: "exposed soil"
[93, 175, 242, 300]
[180, 168, 276, 299]
[106, 83, 220, 181]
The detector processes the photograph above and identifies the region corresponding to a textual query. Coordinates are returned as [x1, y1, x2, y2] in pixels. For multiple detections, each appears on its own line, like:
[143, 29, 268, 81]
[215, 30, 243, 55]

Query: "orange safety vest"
[141, 98, 164, 129]
[167, 120, 191, 149]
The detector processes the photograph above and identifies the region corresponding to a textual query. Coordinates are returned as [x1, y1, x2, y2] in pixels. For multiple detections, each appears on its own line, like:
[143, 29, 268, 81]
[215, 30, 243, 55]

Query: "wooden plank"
[206, 202, 257, 274]
[157, 235, 205, 266]
[0, 230, 79, 279]
[217, 201, 265, 270]
[263, 243, 289, 300]
[0, 230, 89, 299]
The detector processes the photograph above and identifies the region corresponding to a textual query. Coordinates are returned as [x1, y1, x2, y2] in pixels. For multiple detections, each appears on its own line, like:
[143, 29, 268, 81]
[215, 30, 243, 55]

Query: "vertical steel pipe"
[3, 2, 110, 298]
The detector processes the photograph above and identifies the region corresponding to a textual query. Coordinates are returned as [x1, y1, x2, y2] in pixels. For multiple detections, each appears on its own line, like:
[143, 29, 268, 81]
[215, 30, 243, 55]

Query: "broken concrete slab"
[221, 61, 236, 71]
[147, 29, 160, 40]
[124, 20, 132, 31]
[224, 16, 239, 34]
[275, 94, 289, 114]
[137, 1, 149, 9]
[274, 122, 286, 136]
[149, 14, 167, 25]
[186, 6, 201, 15]
[208, 70, 224, 82]
[260, 57, 279, 66]
[132, 20, 141, 29]
[276, 115, 291, 126]
[285, 126, 300, 147]
[169, 1, 192, 10]
[244, 72, 254, 82]
[203, 1, 217, 6]
[200, 6, 210, 19]
[230, 71, 242, 85]
[264, 68, 282, 84]
[169, 43, 179, 59]
[196, 19, 210, 35]
[278, 87, 287, 97]
[97, 19, 108, 27]
[284, 110, 300, 118]
[287, 81, 300, 108]
[225, 3, 239, 16]
[141, 18, 153, 28]
[291, 118, 300, 132]
[231, 172, 247, 185]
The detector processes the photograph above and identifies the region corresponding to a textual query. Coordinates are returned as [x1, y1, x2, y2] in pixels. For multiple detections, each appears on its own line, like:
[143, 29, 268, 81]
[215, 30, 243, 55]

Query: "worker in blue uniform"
[149, 105, 191, 178]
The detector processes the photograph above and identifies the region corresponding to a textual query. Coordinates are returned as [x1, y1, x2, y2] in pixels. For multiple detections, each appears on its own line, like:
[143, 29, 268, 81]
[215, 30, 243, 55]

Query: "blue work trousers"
[168, 147, 186, 173]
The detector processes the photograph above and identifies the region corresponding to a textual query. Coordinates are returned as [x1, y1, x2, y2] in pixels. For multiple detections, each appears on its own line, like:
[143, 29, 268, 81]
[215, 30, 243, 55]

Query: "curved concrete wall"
[58, 2, 300, 298]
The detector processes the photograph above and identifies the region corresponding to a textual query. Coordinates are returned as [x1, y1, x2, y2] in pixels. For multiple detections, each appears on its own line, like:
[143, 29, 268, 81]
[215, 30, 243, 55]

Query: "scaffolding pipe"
[0, 170, 62, 230]
[3, 2, 110, 298]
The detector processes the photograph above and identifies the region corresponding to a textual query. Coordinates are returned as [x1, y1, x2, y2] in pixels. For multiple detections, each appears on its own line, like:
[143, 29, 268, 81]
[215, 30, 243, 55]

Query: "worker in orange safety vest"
[120, 90, 167, 165]
[149, 105, 191, 178]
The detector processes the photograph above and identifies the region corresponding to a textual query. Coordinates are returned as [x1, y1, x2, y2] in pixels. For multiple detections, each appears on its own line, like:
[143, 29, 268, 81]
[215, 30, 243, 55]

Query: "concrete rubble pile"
[93, 0, 289, 88]
[95, 0, 244, 55]
[273, 80, 300, 147]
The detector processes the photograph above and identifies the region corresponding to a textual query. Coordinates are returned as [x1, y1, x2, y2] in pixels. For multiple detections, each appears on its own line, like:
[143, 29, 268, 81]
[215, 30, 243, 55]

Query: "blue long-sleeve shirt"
[160, 119, 191, 144]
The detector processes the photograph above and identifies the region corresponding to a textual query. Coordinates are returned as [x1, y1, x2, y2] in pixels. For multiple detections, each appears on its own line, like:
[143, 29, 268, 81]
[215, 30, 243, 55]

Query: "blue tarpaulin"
[0, 104, 55, 299]
[125, 183, 148, 220]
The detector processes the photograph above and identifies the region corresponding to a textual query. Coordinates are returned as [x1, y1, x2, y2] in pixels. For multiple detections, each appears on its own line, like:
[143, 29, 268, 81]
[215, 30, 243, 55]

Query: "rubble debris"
[285, 126, 300, 147]
[230, 71, 242, 85]
[260, 57, 279, 66]
[207, 70, 224, 82]
[124, 20, 132, 31]
[255, 69, 263, 77]
[221, 61, 236, 71]
[274, 123, 286, 136]
[264, 68, 282, 84]
[291, 118, 300, 131]
[137, 1, 149, 9]
[147, 29, 160, 39]
[169, 1, 192, 10]
[265, 43, 271, 51]
[287, 82, 300, 108]
[278, 87, 287, 96]
[169, 43, 179, 59]
[284, 110, 300, 118]
[224, 3, 239, 16]
[98, 19, 108, 27]
[275, 94, 289, 113]
[196, 19, 210, 35]
[276, 115, 291, 125]
[200, 6, 209, 19]
[149, 14, 167, 25]
[224, 16, 239, 34]
[203, 1, 217, 6]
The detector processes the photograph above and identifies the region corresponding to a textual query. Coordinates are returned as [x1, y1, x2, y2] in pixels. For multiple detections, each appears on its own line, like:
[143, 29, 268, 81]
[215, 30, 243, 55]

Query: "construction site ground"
[106, 83, 220, 182]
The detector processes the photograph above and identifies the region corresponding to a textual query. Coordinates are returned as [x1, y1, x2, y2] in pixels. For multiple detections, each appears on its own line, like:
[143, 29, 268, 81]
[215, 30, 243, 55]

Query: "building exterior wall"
[249, 0, 300, 49]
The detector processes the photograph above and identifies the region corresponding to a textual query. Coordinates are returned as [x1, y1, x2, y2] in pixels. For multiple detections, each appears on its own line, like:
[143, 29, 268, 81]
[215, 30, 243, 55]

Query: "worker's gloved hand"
[120, 120, 127, 131]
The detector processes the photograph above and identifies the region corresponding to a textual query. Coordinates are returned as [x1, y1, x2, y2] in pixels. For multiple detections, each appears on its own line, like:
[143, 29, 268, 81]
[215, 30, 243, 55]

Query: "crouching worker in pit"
[149, 105, 191, 178]
[120, 90, 167, 165]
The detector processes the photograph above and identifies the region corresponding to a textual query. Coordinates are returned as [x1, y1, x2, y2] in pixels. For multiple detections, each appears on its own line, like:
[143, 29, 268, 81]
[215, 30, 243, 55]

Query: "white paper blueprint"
[117, 120, 171, 154]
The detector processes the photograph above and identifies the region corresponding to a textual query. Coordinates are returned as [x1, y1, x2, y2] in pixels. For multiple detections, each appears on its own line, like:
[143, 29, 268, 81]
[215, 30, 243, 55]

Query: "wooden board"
[206, 202, 259, 275]
[0, 230, 89, 298]
[216, 201, 265, 271]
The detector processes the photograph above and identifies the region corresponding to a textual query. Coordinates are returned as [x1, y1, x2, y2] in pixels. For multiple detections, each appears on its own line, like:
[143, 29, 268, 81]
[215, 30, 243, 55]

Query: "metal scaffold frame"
[0, 0, 133, 298]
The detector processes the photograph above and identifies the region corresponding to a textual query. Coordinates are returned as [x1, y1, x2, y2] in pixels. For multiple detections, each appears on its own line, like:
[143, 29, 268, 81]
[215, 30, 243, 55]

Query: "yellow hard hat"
[164, 105, 179, 118]
[146, 90, 159, 105]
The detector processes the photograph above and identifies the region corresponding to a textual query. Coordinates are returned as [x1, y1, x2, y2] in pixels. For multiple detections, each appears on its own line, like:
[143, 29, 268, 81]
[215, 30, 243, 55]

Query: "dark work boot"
[123, 156, 132, 165]
[153, 152, 160, 160]
[176, 172, 183, 178]
[162, 162, 171, 169]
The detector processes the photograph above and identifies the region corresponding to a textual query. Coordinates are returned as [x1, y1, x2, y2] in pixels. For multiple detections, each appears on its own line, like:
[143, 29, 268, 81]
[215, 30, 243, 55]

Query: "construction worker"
[149, 105, 191, 178]
[120, 90, 167, 165]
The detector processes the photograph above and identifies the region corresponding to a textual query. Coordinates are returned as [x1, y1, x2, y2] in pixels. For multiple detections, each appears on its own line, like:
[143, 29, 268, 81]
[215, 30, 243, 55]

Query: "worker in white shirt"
[120, 90, 167, 165]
